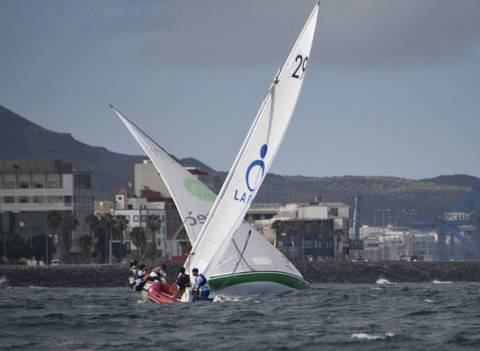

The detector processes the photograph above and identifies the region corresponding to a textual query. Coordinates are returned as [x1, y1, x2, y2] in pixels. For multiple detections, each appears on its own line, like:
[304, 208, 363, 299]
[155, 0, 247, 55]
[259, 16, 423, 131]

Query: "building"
[358, 225, 439, 261]
[0, 160, 94, 262]
[134, 160, 215, 198]
[113, 189, 182, 258]
[404, 230, 437, 261]
[246, 201, 350, 260]
[94, 200, 113, 215]
[274, 218, 335, 260]
[134, 160, 170, 198]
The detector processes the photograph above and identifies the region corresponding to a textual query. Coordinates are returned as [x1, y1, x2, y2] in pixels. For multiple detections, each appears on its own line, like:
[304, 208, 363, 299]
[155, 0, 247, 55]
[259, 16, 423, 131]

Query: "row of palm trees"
[47, 211, 78, 263]
[85, 212, 163, 263]
[46, 211, 163, 263]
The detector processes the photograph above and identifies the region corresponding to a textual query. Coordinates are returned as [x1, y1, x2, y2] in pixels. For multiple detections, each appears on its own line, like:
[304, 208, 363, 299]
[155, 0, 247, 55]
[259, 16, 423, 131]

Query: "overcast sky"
[1, 0, 479, 179]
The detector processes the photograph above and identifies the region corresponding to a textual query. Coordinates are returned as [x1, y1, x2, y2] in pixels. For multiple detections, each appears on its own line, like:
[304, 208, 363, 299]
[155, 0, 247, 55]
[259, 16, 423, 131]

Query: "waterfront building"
[0, 160, 94, 262]
[273, 218, 335, 260]
[134, 160, 214, 198]
[359, 226, 439, 261]
[404, 230, 437, 261]
[113, 189, 182, 258]
[93, 200, 113, 215]
[246, 201, 350, 260]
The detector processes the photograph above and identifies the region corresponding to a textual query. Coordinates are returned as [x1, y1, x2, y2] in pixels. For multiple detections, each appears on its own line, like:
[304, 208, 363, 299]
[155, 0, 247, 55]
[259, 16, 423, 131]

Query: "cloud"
[115, 0, 480, 69]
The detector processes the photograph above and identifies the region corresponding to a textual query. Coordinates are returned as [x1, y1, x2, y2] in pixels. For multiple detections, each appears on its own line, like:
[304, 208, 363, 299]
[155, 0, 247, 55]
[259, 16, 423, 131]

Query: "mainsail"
[111, 107, 305, 290]
[188, 2, 320, 275]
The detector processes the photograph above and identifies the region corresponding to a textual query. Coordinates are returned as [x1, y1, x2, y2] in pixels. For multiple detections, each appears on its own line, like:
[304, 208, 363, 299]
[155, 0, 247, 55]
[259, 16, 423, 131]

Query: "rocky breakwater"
[1, 261, 480, 287]
[295, 260, 480, 283]
[0, 263, 183, 287]
[0, 265, 129, 287]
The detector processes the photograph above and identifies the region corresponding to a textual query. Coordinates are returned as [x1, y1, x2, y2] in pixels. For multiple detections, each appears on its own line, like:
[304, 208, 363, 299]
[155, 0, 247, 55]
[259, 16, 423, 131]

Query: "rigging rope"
[216, 229, 253, 292]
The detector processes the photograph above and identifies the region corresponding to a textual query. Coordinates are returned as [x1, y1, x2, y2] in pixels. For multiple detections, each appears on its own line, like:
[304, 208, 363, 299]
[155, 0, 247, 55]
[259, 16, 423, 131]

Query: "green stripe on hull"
[209, 271, 310, 291]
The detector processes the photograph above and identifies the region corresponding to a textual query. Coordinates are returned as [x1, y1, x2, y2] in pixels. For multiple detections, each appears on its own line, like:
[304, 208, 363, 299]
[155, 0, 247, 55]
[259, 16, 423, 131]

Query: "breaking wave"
[351, 332, 395, 341]
[433, 280, 452, 284]
[376, 278, 395, 285]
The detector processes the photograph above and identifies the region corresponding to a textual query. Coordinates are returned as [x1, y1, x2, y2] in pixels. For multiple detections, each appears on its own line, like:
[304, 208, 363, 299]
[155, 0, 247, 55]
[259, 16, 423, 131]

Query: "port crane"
[414, 188, 480, 260]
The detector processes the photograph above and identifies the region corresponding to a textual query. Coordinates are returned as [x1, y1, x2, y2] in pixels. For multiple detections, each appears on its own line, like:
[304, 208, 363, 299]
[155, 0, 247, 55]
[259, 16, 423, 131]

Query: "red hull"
[147, 282, 180, 304]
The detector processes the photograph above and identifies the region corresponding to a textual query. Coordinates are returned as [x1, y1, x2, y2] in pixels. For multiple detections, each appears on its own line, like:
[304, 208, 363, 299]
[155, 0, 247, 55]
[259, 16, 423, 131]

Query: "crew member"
[174, 267, 190, 297]
[146, 271, 160, 283]
[158, 264, 168, 283]
[128, 260, 138, 289]
[191, 268, 210, 299]
[133, 263, 146, 292]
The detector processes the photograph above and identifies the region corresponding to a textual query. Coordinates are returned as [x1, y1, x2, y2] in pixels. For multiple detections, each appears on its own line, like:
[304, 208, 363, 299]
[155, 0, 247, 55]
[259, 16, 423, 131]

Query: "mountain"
[1, 105, 478, 224]
[207, 172, 476, 224]
[0, 105, 146, 199]
[421, 174, 480, 189]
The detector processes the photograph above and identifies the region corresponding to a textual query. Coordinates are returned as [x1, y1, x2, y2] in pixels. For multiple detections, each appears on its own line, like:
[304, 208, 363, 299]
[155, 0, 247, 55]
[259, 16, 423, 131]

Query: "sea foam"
[351, 332, 395, 341]
[433, 280, 452, 284]
[376, 278, 395, 285]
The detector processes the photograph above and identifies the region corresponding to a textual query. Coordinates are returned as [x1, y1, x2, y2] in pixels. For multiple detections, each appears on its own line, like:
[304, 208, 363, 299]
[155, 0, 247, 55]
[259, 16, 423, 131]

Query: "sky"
[1, 0, 479, 179]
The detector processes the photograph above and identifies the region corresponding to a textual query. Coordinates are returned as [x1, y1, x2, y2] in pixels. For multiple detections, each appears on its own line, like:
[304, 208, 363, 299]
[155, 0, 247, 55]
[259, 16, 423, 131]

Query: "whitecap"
[433, 280, 452, 284]
[424, 299, 434, 303]
[0, 276, 7, 285]
[376, 278, 395, 285]
[213, 294, 241, 303]
[351, 332, 394, 341]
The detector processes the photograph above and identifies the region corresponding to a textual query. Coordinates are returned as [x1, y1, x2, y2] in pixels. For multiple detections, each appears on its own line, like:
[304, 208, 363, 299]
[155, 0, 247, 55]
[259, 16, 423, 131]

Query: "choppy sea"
[0, 281, 479, 350]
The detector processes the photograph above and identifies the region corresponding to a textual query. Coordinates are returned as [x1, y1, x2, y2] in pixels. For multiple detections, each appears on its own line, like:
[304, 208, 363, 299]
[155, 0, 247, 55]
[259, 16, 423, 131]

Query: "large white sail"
[111, 107, 305, 291]
[111, 105, 208, 244]
[189, 2, 319, 275]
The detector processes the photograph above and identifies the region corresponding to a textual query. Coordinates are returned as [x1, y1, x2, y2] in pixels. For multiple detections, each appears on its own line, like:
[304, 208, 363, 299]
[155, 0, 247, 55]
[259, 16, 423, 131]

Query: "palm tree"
[85, 214, 100, 235]
[64, 214, 79, 263]
[114, 215, 129, 241]
[79, 235, 93, 262]
[101, 213, 117, 264]
[47, 211, 63, 261]
[86, 213, 104, 261]
[130, 227, 147, 260]
[146, 214, 162, 260]
[333, 229, 344, 261]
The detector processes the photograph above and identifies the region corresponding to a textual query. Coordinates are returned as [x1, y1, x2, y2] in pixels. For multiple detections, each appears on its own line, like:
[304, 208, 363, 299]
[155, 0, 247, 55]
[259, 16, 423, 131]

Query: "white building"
[134, 160, 170, 198]
[113, 190, 181, 258]
[0, 160, 94, 259]
[246, 201, 350, 259]
[134, 159, 214, 198]
[359, 226, 437, 261]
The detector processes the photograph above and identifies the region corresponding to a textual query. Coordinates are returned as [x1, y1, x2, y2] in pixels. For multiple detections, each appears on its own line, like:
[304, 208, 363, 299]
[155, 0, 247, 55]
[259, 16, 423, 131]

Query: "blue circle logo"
[245, 144, 268, 192]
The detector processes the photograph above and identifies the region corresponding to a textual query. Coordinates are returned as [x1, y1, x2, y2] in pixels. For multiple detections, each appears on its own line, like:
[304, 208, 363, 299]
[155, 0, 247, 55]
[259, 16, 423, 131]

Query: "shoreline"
[1, 261, 479, 287]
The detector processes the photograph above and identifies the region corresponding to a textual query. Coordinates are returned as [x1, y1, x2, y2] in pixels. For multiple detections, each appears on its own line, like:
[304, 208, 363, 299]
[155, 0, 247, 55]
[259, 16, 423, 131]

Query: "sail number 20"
[292, 55, 308, 79]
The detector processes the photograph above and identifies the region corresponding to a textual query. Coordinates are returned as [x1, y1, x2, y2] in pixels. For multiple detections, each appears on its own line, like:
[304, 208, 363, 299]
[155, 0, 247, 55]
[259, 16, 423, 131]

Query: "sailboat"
[112, 1, 319, 302]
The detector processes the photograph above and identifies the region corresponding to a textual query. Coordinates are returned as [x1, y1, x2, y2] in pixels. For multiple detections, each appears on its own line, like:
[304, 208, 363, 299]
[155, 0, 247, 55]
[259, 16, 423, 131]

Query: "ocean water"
[1, 281, 479, 350]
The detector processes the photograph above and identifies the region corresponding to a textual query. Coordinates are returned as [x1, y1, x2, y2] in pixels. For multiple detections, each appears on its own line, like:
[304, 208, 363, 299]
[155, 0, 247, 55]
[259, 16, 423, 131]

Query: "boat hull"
[209, 271, 310, 295]
[147, 282, 180, 304]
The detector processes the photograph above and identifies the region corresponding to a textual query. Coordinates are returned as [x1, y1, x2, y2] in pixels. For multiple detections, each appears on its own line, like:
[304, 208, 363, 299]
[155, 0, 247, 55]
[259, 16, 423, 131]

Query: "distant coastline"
[1, 261, 480, 287]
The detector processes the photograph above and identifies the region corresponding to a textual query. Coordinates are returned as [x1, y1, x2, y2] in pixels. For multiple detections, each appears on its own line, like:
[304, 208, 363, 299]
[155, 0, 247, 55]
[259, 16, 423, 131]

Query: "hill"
[0, 105, 148, 199]
[1, 105, 478, 223]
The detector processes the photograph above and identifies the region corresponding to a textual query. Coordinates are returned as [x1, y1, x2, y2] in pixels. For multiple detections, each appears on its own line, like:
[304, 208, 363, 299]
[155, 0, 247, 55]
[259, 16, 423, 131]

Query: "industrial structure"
[414, 188, 480, 260]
